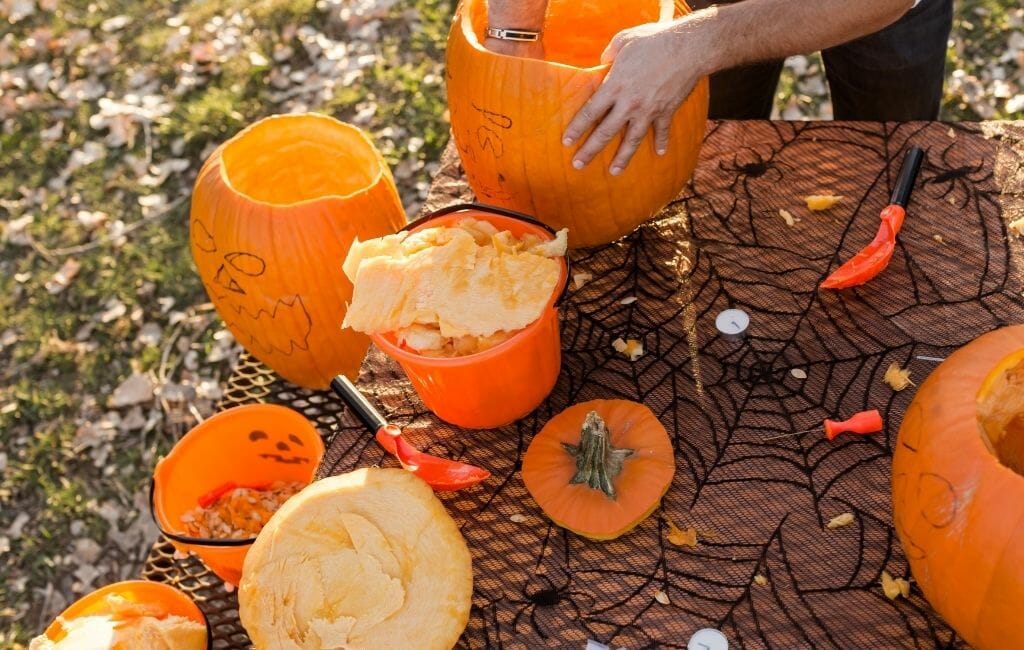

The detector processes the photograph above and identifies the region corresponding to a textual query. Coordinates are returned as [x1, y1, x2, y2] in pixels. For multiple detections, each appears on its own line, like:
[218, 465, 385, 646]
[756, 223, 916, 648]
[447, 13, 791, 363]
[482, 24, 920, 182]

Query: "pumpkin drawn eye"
[288, 434, 304, 446]
[276, 441, 290, 452]
[225, 252, 266, 277]
[215, 264, 245, 294]
[249, 430, 268, 441]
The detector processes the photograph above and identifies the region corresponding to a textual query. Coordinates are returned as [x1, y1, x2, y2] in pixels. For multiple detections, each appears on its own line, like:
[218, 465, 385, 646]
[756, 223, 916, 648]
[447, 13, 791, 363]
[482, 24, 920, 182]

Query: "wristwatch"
[485, 27, 541, 42]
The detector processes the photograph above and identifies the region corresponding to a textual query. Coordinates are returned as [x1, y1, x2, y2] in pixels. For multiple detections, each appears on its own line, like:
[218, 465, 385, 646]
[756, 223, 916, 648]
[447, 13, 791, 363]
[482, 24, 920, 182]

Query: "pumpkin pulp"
[562, 411, 634, 499]
[977, 348, 1024, 475]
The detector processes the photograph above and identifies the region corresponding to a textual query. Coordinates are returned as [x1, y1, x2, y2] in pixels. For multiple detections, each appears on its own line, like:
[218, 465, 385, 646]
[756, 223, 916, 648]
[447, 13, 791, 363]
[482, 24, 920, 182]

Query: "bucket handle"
[404, 202, 573, 306]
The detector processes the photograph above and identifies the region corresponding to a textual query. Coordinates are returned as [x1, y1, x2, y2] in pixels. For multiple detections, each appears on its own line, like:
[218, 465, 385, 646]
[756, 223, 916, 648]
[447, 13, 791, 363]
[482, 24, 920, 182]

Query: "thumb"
[600, 32, 628, 65]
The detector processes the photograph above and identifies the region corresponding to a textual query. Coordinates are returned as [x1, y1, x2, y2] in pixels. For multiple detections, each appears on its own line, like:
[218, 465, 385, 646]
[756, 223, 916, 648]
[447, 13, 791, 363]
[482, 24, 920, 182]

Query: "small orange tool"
[762, 409, 883, 441]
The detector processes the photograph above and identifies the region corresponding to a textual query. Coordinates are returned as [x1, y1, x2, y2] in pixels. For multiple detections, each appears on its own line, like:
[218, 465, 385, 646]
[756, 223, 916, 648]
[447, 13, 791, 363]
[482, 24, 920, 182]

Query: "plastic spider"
[507, 572, 596, 641]
[718, 146, 789, 194]
[919, 139, 990, 210]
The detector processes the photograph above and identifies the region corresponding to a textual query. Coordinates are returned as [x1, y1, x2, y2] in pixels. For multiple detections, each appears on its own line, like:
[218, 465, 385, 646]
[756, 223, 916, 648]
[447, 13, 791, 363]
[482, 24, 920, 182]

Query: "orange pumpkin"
[189, 113, 405, 389]
[893, 325, 1024, 649]
[522, 399, 675, 540]
[446, 0, 709, 249]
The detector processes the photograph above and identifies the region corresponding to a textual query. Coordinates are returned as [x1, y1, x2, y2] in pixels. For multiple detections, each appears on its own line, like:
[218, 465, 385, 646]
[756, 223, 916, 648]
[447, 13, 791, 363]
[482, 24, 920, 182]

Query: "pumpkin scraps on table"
[342, 216, 567, 358]
[522, 400, 675, 541]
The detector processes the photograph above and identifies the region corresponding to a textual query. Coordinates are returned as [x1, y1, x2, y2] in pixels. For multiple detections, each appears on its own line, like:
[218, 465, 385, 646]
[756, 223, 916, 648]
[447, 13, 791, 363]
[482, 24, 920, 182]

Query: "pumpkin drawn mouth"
[211, 293, 314, 358]
[259, 453, 310, 465]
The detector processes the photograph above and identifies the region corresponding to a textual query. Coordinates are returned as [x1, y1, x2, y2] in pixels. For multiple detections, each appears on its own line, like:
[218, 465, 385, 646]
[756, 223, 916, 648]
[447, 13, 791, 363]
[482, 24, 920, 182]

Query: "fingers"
[609, 119, 652, 175]
[569, 104, 632, 171]
[653, 115, 671, 156]
[562, 89, 614, 151]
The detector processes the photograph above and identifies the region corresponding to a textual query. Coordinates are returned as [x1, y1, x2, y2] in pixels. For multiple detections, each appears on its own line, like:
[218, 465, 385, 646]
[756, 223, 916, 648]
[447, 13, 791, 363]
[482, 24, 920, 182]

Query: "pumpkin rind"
[189, 113, 405, 389]
[522, 399, 675, 540]
[893, 325, 1024, 650]
[445, 0, 709, 249]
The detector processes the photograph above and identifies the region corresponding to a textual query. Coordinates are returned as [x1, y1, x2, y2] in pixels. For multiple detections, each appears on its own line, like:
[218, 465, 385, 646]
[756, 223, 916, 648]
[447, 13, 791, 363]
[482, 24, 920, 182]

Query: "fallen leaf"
[778, 209, 797, 227]
[884, 362, 914, 391]
[804, 195, 843, 211]
[108, 372, 154, 408]
[3, 214, 34, 246]
[790, 368, 807, 379]
[826, 512, 855, 529]
[44, 258, 82, 294]
[754, 574, 769, 586]
[654, 589, 670, 605]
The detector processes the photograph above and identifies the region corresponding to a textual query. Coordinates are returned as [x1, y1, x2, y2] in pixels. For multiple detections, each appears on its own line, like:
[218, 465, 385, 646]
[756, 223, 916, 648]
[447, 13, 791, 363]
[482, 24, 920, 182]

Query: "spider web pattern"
[144, 121, 1024, 649]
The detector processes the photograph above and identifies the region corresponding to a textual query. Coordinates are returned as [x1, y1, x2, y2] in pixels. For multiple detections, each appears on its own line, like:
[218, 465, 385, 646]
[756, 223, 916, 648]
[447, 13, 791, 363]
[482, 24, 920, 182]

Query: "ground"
[0, 0, 1020, 644]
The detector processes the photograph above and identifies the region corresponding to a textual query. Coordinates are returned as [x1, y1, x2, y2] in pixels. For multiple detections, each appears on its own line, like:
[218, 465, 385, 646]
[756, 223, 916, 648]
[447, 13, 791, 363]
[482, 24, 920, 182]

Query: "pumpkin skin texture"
[189, 114, 405, 389]
[893, 325, 1024, 650]
[446, 0, 709, 249]
[522, 400, 675, 540]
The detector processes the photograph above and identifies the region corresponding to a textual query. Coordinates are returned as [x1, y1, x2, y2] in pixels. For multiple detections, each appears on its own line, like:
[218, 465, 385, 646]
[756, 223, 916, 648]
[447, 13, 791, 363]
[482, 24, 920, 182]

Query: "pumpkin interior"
[220, 116, 382, 205]
[977, 350, 1024, 475]
[465, 0, 663, 69]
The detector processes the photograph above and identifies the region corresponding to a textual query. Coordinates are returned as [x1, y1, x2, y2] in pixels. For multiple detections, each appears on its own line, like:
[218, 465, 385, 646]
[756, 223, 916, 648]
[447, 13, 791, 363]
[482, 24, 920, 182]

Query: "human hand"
[483, 36, 545, 59]
[563, 20, 707, 175]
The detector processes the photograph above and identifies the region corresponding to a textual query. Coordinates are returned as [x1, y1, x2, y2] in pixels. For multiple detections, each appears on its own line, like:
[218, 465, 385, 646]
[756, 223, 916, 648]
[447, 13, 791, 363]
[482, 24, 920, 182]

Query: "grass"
[0, 0, 1018, 645]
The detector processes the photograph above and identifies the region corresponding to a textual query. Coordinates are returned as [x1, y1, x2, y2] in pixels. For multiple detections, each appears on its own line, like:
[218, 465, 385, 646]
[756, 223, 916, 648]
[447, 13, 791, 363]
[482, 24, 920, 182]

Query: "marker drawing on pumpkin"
[248, 429, 312, 465]
[471, 102, 513, 130]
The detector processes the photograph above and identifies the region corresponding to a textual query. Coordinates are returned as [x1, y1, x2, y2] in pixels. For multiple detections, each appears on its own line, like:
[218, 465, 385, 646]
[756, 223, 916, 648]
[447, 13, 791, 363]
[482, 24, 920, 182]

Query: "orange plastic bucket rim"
[42, 580, 210, 647]
[371, 202, 570, 366]
[150, 404, 324, 549]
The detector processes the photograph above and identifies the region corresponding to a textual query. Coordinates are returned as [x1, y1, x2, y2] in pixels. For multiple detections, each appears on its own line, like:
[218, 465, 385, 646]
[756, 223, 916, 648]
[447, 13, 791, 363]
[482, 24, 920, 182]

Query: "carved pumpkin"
[190, 113, 405, 389]
[893, 325, 1024, 649]
[522, 400, 675, 540]
[446, 0, 709, 249]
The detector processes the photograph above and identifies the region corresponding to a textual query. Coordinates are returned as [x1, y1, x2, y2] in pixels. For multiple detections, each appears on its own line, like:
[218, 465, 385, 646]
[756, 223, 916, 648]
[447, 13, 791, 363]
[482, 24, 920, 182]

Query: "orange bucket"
[150, 404, 324, 585]
[372, 203, 569, 429]
[41, 580, 210, 647]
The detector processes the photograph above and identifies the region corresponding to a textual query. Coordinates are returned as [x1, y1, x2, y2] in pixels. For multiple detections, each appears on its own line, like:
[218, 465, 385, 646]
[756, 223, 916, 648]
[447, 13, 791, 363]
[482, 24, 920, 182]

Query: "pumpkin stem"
[561, 411, 634, 500]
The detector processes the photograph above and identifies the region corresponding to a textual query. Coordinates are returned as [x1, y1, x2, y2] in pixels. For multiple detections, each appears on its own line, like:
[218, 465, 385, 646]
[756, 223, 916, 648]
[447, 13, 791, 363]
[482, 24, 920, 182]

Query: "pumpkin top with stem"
[522, 399, 675, 541]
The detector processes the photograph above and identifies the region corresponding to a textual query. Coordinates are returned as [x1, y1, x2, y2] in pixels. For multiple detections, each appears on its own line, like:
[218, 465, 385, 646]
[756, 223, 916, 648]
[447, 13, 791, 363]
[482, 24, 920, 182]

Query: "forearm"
[679, 0, 914, 76]
[487, 0, 548, 31]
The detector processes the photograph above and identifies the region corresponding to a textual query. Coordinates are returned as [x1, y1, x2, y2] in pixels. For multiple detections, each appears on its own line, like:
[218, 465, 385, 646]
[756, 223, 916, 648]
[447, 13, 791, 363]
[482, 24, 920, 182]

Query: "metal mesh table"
[144, 120, 1024, 648]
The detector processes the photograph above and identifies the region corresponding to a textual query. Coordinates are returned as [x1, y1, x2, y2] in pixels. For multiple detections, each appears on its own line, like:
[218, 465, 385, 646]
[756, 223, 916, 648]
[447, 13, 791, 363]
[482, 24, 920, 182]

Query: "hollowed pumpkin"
[189, 113, 405, 389]
[522, 400, 675, 540]
[445, 0, 709, 249]
[893, 325, 1024, 649]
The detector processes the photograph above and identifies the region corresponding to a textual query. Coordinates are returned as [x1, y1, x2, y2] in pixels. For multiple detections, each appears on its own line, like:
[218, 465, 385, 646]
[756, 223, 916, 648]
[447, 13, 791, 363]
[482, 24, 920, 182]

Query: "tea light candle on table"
[715, 308, 749, 342]
[688, 628, 729, 650]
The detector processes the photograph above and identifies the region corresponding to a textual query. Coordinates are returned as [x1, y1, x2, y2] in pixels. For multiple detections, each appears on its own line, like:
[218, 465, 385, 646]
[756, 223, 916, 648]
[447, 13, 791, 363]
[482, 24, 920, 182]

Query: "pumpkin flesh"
[893, 326, 1024, 650]
[523, 400, 675, 540]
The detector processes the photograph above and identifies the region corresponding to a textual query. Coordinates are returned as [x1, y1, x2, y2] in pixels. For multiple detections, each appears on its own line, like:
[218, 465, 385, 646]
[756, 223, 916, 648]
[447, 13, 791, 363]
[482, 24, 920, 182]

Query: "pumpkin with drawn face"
[190, 114, 406, 389]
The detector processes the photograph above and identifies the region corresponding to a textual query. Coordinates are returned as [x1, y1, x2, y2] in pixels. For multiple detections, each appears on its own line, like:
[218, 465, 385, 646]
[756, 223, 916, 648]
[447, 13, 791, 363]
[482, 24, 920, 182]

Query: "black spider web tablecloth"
[144, 120, 1024, 649]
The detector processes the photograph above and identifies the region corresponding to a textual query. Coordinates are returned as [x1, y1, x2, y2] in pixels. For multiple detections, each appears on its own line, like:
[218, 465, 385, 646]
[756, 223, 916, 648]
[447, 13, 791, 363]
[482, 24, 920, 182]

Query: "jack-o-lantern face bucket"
[150, 405, 324, 585]
[41, 580, 210, 648]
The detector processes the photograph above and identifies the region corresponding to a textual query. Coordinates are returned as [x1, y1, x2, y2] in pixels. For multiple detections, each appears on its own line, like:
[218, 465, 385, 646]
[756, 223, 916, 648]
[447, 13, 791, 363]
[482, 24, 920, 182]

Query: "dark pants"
[699, 0, 953, 120]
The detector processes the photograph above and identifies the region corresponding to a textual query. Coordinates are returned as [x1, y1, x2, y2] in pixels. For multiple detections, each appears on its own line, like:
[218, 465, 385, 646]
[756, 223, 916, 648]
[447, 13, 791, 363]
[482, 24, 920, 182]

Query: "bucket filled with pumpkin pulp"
[150, 404, 324, 586]
[343, 203, 569, 429]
